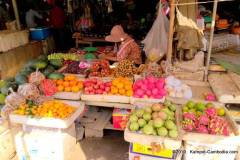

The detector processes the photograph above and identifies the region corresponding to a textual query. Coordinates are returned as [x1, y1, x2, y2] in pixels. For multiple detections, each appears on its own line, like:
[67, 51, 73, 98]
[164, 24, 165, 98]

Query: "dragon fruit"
[205, 107, 217, 118]
[208, 116, 229, 136]
[205, 93, 216, 101]
[183, 112, 196, 121]
[182, 119, 195, 131]
[196, 124, 209, 134]
[39, 79, 57, 96]
[198, 114, 209, 125]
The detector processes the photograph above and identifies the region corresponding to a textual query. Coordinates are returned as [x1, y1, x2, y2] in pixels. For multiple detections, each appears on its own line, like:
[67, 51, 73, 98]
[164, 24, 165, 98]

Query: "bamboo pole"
[204, 0, 218, 81]
[166, 0, 176, 70]
[12, 0, 20, 30]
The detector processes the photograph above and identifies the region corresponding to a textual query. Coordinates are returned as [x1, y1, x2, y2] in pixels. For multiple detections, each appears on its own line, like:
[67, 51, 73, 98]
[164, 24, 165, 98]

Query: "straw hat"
[105, 25, 129, 42]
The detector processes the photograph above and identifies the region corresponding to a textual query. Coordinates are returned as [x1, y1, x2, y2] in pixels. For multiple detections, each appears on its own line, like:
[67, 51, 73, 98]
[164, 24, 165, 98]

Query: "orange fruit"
[111, 86, 118, 94]
[57, 85, 64, 92]
[117, 83, 124, 89]
[64, 87, 71, 92]
[125, 84, 132, 90]
[71, 86, 80, 92]
[57, 80, 64, 85]
[63, 81, 69, 87]
[119, 88, 125, 95]
[64, 75, 76, 81]
[69, 80, 77, 86]
[112, 79, 119, 86]
[126, 90, 133, 97]
[77, 82, 83, 89]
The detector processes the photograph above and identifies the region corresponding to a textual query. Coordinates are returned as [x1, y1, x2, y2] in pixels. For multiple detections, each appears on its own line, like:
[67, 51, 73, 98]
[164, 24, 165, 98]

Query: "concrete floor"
[79, 130, 129, 160]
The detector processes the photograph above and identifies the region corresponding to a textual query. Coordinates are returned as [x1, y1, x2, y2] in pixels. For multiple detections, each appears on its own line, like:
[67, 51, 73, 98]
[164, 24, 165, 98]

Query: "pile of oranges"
[14, 100, 75, 119]
[110, 77, 133, 96]
[54, 75, 83, 92]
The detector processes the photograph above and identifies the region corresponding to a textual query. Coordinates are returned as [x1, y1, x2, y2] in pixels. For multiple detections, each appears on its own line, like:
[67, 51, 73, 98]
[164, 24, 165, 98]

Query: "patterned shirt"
[117, 39, 142, 64]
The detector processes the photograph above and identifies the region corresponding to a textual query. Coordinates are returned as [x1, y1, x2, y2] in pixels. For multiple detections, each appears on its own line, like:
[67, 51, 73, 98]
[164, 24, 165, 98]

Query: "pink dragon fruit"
[183, 112, 196, 121]
[205, 93, 216, 101]
[222, 126, 229, 136]
[208, 116, 230, 136]
[198, 114, 209, 125]
[196, 125, 209, 134]
[205, 107, 217, 118]
[182, 119, 195, 131]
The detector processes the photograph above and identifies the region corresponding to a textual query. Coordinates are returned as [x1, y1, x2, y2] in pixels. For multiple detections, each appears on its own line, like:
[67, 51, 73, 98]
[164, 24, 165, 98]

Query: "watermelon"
[43, 65, 55, 76]
[50, 59, 63, 69]
[47, 73, 64, 80]
[0, 80, 7, 89]
[0, 93, 6, 104]
[15, 74, 28, 85]
[20, 67, 34, 76]
[0, 84, 10, 95]
[84, 53, 96, 60]
[32, 60, 48, 69]
[37, 54, 48, 61]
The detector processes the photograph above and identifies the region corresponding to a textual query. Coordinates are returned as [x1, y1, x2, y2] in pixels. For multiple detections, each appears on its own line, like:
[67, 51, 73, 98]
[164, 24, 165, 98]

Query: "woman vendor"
[101, 25, 142, 64]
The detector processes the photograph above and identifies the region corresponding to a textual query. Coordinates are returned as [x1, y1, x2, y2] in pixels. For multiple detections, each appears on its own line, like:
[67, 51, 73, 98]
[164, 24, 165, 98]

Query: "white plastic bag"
[142, 0, 169, 62]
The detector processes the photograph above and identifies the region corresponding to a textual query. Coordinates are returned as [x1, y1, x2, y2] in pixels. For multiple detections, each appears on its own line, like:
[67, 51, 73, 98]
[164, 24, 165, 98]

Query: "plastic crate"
[30, 27, 50, 40]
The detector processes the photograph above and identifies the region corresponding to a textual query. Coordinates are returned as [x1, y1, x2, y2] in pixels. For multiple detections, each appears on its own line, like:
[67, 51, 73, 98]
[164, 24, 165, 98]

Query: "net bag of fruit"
[142, 0, 169, 62]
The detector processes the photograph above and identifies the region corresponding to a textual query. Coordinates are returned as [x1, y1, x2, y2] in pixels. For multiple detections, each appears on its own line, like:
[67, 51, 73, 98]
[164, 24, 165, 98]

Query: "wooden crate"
[53, 91, 82, 100]
[130, 97, 165, 104]
[81, 94, 104, 102]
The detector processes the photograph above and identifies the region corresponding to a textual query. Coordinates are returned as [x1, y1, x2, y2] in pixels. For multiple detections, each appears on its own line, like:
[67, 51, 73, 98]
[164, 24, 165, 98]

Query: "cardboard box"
[129, 143, 176, 160]
[112, 108, 130, 130]
[15, 124, 77, 160]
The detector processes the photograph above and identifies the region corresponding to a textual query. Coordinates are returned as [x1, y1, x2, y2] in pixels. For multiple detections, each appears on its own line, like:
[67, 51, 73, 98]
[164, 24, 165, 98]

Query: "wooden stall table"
[0, 41, 43, 79]
[72, 32, 107, 48]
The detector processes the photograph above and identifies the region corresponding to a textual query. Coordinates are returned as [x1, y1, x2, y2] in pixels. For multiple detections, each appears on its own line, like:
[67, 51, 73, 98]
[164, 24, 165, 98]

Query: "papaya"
[15, 74, 28, 85]
[47, 73, 64, 80]
[50, 59, 63, 69]
[43, 65, 55, 76]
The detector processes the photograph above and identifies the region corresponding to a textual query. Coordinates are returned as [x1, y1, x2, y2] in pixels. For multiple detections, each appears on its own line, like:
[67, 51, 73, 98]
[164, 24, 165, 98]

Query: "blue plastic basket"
[30, 27, 51, 40]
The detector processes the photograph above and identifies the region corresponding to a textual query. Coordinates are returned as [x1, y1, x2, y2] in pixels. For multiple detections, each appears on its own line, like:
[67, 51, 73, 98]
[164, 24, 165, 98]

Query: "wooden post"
[12, 0, 21, 30]
[204, 0, 218, 81]
[166, 0, 176, 70]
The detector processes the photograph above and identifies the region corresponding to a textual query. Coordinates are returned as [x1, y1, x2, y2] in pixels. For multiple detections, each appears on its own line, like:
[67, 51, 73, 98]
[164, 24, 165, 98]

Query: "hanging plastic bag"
[142, 0, 169, 62]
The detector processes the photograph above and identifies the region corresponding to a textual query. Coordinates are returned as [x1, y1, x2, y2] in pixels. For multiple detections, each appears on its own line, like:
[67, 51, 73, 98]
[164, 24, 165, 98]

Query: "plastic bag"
[142, 0, 169, 62]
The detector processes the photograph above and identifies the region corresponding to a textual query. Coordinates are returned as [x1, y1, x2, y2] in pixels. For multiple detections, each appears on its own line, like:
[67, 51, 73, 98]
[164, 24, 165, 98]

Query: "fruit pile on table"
[13, 100, 75, 119]
[128, 100, 179, 138]
[182, 101, 230, 136]
[53, 75, 83, 92]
